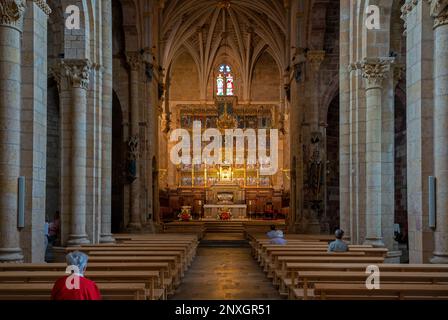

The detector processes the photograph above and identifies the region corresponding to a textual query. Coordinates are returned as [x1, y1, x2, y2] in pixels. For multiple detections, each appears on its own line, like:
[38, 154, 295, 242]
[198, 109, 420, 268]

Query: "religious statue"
[127, 135, 139, 183]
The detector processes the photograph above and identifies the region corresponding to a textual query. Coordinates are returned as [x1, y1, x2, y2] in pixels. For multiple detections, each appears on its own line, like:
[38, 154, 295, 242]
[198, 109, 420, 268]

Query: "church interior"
[0, 0, 448, 302]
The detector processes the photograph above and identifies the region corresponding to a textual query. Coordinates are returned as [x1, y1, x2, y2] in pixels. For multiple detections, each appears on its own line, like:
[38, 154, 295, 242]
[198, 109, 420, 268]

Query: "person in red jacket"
[51, 251, 102, 300]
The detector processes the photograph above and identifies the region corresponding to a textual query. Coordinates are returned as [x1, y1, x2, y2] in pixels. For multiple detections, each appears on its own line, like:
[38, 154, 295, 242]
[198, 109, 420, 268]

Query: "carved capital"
[0, 0, 26, 30]
[33, 0, 51, 16]
[355, 58, 394, 89]
[306, 50, 326, 71]
[62, 59, 92, 90]
[429, 0, 448, 28]
[401, 0, 421, 34]
[126, 52, 142, 71]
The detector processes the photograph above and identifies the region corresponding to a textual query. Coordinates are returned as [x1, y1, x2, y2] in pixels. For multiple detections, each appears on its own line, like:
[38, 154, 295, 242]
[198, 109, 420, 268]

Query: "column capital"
[126, 52, 143, 71]
[356, 58, 394, 89]
[306, 50, 326, 71]
[0, 0, 26, 30]
[33, 0, 51, 16]
[429, 0, 448, 28]
[400, 0, 420, 34]
[60, 59, 92, 90]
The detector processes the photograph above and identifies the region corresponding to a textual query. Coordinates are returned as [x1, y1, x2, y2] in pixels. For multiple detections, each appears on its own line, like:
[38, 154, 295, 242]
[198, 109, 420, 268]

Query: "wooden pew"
[258, 245, 386, 264]
[0, 282, 147, 300]
[67, 245, 194, 266]
[87, 250, 187, 274]
[259, 246, 386, 267]
[313, 283, 448, 300]
[291, 271, 448, 300]
[281, 263, 448, 298]
[272, 256, 385, 292]
[0, 262, 175, 298]
[0, 270, 162, 300]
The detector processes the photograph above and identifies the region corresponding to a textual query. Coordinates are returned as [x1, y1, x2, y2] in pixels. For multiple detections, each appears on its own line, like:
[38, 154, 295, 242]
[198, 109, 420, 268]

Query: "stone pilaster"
[20, 0, 50, 262]
[61, 59, 91, 246]
[430, 0, 448, 263]
[126, 52, 142, 231]
[306, 50, 325, 131]
[0, 0, 26, 263]
[358, 57, 394, 247]
[300, 50, 325, 233]
[100, 0, 115, 243]
[339, 0, 351, 241]
[401, 0, 435, 262]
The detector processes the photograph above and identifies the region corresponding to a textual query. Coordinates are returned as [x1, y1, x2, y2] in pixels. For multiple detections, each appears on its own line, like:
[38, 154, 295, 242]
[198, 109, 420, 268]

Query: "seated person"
[328, 229, 348, 252]
[51, 251, 102, 300]
[266, 225, 287, 245]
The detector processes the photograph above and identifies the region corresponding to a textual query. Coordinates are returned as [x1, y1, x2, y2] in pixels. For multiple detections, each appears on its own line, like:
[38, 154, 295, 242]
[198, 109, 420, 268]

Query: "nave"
[171, 247, 281, 300]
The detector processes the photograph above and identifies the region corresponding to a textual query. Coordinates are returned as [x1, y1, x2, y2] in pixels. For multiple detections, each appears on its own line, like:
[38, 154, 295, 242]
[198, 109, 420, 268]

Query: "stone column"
[100, 0, 115, 243]
[301, 50, 325, 233]
[339, 0, 351, 241]
[126, 52, 142, 230]
[306, 50, 326, 131]
[63, 59, 91, 245]
[430, 0, 448, 264]
[0, 0, 26, 263]
[359, 58, 393, 247]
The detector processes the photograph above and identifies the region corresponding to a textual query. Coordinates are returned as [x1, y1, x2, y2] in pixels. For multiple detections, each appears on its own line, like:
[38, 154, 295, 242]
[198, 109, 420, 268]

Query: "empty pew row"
[250, 235, 448, 300]
[0, 234, 198, 300]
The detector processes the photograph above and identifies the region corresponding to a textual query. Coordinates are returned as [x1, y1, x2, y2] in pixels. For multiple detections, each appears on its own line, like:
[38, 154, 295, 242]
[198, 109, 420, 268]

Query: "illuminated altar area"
[158, 62, 290, 222]
[203, 165, 247, 220]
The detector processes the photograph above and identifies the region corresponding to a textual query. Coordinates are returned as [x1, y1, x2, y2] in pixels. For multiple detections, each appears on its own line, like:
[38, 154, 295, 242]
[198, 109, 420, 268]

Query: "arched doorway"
[326, 94, 340, 233]
[111, 91, 124, 233]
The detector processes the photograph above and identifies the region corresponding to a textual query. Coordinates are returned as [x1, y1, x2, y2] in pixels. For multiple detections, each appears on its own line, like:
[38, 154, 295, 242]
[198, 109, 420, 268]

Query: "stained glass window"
[216, 64, 233, 96]
[217, 74, 224, 96]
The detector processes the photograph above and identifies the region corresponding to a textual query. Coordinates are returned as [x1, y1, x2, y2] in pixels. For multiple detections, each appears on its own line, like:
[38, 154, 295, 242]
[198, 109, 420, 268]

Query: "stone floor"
[171, 247, 282, 300]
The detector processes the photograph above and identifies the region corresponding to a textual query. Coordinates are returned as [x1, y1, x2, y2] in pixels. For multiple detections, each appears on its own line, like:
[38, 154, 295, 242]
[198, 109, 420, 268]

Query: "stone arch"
[250, 51, 281, 102]
[362, 0, 396, 57]
[320, 75, 340, 123]
[59, 0, 93, 59]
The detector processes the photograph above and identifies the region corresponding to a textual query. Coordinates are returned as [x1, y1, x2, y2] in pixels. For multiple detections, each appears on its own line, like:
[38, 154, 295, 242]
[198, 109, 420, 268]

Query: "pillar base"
[66, 234, 90, 246]
[0, 248, 24, 263]
[126, 222, 142, 232]
[363, 238, 385, 248]
[99, 233, 116, 244]
[430, 253, 448, 264]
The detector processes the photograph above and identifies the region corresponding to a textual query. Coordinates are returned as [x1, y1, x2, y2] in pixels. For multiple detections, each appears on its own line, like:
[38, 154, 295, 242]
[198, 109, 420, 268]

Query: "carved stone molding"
[429, 0, 448, 28]
[126, 52, 142, 71]
[354, 58, 394, 89]
[0, 0, 26, 30]
[393, 64, 406, 87]
[401, 0, 420, 33]
[33, 0, 51, 16]
[128, 135, 139, 160]
[306, 50, 326, 71]
[61, 59, 92, 90]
